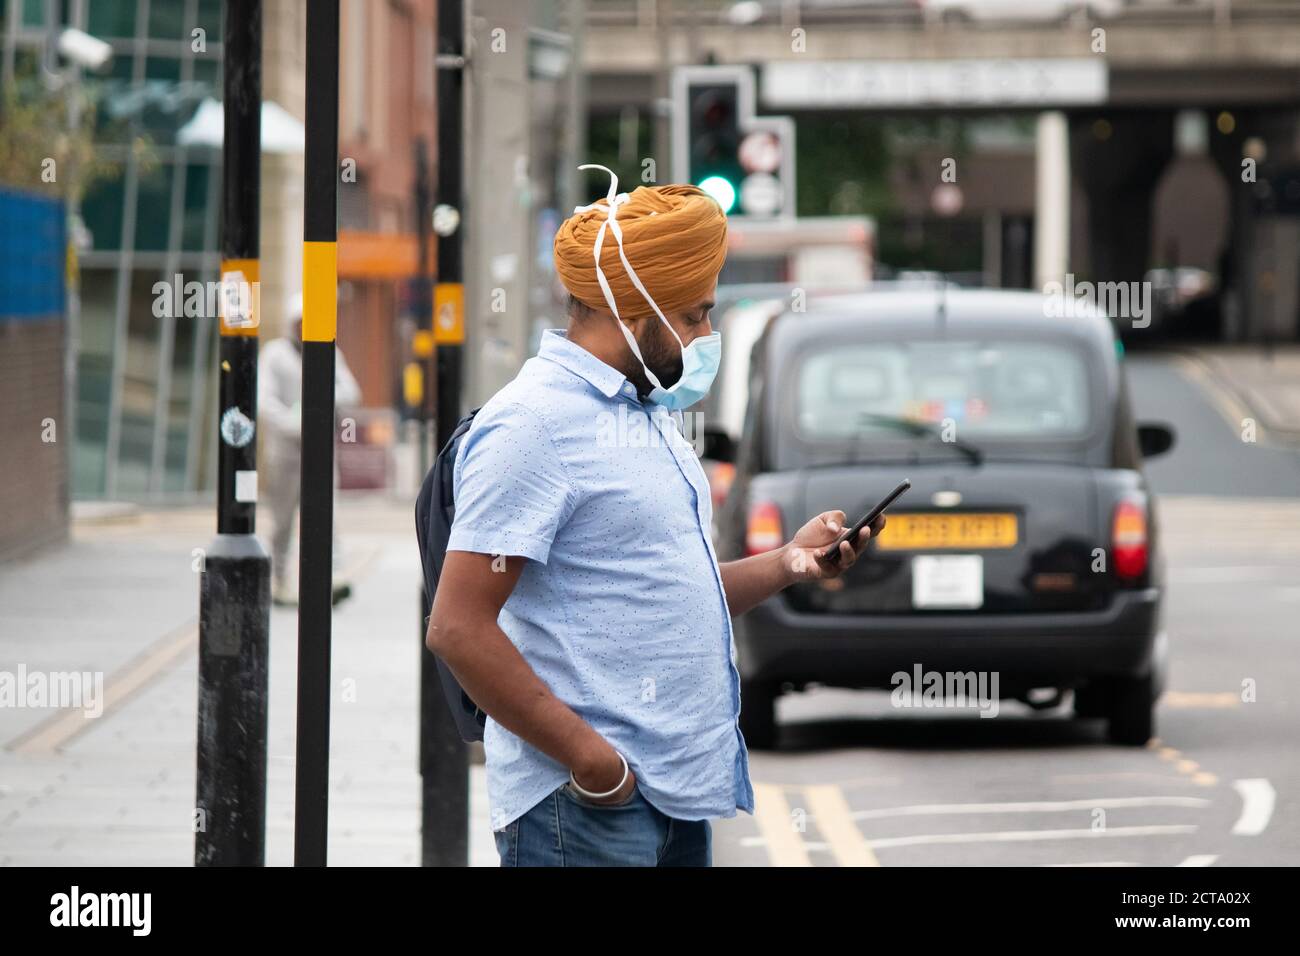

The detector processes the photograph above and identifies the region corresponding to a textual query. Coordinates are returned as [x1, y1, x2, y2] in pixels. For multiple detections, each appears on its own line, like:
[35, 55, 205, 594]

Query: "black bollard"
[194, 0, 269, 867]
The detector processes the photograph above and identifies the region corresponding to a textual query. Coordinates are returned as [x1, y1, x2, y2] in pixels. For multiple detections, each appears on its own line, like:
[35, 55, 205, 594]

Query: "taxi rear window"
[793, 340, 1092, 441]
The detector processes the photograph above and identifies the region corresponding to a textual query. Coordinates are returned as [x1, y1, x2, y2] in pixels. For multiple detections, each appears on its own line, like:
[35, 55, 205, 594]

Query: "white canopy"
[176, 98, 305, 154]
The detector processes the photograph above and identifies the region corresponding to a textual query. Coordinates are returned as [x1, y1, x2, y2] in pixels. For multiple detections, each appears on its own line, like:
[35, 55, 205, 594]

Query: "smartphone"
[821, 479, 912, 566]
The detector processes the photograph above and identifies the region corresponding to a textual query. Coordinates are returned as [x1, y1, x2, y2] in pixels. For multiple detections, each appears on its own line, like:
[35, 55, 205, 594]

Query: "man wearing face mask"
[426, 167, 881, 867]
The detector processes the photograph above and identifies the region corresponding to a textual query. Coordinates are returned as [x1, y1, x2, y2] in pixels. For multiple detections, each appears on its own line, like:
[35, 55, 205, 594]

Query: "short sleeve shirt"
[447, 329, 754, 829]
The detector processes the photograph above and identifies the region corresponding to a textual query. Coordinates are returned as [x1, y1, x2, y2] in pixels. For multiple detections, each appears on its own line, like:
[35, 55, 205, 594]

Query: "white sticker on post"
[220, 271, 249, 327]
[234, 470, 258, 503]
[912, 554, 983, 609]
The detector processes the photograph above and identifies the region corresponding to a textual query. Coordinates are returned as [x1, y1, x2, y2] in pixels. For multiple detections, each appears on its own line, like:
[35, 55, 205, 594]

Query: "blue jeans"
[494, 782, 712, 867]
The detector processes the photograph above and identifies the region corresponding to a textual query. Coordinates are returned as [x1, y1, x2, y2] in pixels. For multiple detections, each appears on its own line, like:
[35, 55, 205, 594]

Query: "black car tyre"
[739, 679, 778, 750]
[1106, 673, 1156, 746]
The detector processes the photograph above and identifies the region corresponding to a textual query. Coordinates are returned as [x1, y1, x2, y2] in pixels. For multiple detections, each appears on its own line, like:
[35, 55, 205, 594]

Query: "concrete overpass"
[581, 0, 1300, 342]
[584, 2, 1300, 107]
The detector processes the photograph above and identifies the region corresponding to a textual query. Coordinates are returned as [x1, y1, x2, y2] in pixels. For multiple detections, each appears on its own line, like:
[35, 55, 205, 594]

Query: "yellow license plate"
[875, 513, 1018, 551]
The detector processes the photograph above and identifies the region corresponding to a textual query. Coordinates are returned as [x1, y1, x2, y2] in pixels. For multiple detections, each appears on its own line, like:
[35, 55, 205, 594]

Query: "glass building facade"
[3, 0, 225, 500]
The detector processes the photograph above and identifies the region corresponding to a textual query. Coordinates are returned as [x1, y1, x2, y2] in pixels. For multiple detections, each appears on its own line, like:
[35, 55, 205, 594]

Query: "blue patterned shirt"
[447, 329, 754, 829]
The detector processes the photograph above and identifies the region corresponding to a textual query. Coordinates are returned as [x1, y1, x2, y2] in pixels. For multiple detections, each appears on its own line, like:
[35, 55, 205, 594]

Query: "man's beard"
[631, 316, 683, 392]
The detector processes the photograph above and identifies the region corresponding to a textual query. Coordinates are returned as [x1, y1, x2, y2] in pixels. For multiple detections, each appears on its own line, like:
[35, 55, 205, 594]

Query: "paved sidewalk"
[0, 497, 496, 866]
[1180, 345, 1300, 442]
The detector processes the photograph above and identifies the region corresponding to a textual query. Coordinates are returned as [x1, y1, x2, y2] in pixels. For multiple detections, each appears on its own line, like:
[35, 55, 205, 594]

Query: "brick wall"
[0, 318, 69, 562]
[0, 188, 68, 561]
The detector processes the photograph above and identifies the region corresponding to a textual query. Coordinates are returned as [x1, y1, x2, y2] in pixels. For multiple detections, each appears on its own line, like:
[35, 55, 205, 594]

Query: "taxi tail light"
[746, 501, 784, 556]
[1111, 498, 1148, 582]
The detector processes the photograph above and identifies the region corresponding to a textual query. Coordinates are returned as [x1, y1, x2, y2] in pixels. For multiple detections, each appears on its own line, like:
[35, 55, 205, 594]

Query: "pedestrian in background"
[426, 166, 881, 867]
[259, 292, 362, 606]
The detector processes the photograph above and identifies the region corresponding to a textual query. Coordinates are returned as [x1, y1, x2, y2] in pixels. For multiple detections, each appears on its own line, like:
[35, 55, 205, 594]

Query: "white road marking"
[849, 796, 1209, 821]
[1050, 772, 1202, 785]
[1168, 567, 1288, 585]
[1161, 692, 1240, 710]
[740, 836, 830, 853]
[1179, 855, 1219, 866]
[869, 824, 1196, 850]
[806, 774, 905, 791]
[1042, 861, 1138, 867]
[1231, 779, 1275, 835]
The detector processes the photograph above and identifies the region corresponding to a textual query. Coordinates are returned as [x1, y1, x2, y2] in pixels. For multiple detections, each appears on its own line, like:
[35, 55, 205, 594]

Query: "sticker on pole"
[220, 270, 260, 330]
[234, 470, 258, 503]
[220, 407, 256, 447]
[434, 283, 465, 344]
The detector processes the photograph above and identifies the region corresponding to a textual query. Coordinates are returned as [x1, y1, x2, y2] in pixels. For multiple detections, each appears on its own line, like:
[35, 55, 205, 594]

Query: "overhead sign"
[761, 58, 1108, 109]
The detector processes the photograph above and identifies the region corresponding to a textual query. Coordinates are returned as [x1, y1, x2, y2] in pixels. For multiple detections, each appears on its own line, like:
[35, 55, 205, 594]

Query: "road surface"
[713, 351, 1299, 866]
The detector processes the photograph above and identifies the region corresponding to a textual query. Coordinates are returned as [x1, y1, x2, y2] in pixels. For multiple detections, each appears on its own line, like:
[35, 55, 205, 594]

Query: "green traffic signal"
[698, 175, 737, 214]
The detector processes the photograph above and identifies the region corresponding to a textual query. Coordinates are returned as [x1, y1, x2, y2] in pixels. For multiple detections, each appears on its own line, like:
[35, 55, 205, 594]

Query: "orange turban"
[554, 181, 728, 320]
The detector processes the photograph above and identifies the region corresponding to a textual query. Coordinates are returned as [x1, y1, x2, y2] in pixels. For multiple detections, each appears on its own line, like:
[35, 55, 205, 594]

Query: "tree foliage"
[0, 67, 147, 203]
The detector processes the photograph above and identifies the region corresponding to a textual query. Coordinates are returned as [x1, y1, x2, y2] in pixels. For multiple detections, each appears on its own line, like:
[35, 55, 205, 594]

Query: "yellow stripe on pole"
[301, 241, 338, 342]
[219, 258, 260, 337]
[433, 282, 465, 344]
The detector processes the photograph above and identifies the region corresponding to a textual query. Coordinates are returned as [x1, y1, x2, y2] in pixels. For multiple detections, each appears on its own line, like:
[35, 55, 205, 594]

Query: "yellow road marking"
[1168, 354, 1257, 439]
[8, 547, 381, 756]
[804, 784, 879, 867]
[753, 782, 813, 867]
[1150, 735, 1222, 789]
[8, 622, 197, 755]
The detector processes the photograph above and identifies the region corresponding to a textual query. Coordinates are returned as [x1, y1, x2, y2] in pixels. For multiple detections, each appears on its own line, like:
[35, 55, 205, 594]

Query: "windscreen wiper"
[857, 412, 984, 466]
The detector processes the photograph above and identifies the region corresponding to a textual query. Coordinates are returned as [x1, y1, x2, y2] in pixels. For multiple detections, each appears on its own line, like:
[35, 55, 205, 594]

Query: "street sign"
[740, 171, 782, 218]
[761, 58, 1108, 110]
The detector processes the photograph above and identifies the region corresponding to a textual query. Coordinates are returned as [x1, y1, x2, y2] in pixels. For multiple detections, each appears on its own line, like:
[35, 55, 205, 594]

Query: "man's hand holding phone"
[783, 509, 885, 581]
[783, 479, 911, 582]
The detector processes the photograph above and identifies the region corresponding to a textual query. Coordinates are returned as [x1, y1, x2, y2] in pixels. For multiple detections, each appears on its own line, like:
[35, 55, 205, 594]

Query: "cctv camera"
[57, 29, 113, 71]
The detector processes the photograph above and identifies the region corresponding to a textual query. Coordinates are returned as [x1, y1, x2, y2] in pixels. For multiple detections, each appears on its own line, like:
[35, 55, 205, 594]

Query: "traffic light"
[688, 83, 744, 213]
[674, 66, 795, 220]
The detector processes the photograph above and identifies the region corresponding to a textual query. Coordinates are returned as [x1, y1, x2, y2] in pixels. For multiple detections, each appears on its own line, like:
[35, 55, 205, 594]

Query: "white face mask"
[572, 164, 721, 410]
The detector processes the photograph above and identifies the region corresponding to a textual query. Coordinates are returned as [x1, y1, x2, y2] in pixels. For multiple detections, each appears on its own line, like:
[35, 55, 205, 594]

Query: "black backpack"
[415, 407, 486, 743]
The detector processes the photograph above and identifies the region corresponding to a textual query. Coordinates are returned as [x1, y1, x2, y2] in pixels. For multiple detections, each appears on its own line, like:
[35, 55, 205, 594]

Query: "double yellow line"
[752, 782, 880, 867]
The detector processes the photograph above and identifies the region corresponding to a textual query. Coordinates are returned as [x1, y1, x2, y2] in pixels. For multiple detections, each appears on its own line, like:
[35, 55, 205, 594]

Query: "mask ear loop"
[574, 164, 687, 393]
